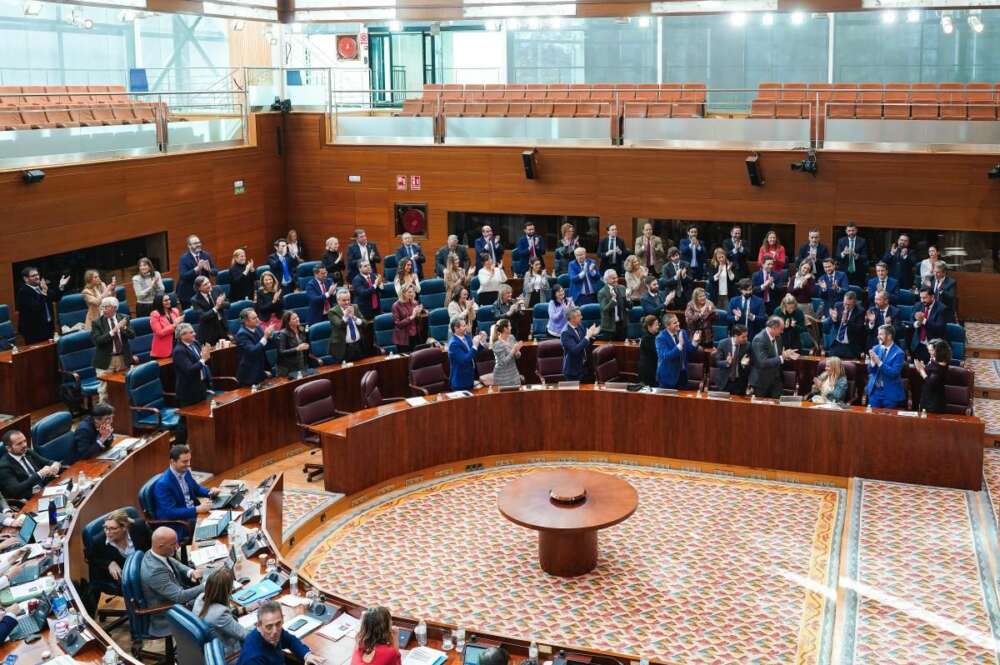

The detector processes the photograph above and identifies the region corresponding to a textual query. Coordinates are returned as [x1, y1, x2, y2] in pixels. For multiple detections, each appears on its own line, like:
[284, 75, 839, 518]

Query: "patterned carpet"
[300, 463, 844, 665]
[838, 479, 1000, 664]
[977, 399, 1000, 437]
[967, 359, 1000, 391]
[968, 324, 1000, 352]
[282, 488, 342, 540]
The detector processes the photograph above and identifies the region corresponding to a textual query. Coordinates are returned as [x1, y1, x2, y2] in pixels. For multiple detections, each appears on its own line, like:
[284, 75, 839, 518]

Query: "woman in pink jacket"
[149, 294, 182, 359]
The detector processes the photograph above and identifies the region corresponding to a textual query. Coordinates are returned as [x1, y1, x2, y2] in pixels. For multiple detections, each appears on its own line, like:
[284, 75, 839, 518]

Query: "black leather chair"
[535, 339, 564, 384]
[293, 379, 348, 482]
[408, 348, 449, 395]
[361, 369, 406, 408]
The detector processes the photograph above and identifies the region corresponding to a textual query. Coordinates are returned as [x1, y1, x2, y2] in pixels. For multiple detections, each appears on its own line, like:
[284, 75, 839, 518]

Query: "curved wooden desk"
[499, 469, 638, 577]
[312, 386, 984, 492]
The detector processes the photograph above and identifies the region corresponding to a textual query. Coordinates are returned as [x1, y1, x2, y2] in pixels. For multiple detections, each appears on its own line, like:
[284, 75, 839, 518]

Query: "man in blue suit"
[447, 318, 485, 390]
[911, 288, 953, 362]
[751, 257, 783, 309]
[346, 229, 381, 282]
[266, 238, 300, 295]
[817, 258, 848, 313]
[395, 233, 426, 279]
[835, 223, 868, 288]
[730, 279, 766, 339]
[866, 324, 906, 409]
[305, 264, 337, 325]
[176, 235, 217, 309]
[352, 261, 382, 320]
[474, 225, 503, 271]
[560, 307, 599, 381]
[235, 308, 272, 386]
[568, 247, 600, 305]
[678, 225, 706, 279]
[152, 444, 219, 540]
[172, 323, 212, 445]
[655, 313, 700, 389]
[867, 262, 899, 305]
[512, 222, 546, 277]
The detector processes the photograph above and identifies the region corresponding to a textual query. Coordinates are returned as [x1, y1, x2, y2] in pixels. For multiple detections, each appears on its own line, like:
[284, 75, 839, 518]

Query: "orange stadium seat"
[524, 84, 547, 101]
[107, 85, 129, 103]
[464, 84, 484, 100]
[856, 83, 884, 118]
[827, 84, 858, 118]
[484, 102, 508, 117]
[44, 86, 73, 105]
[462, 102, 486, 117]
[69, 108, 101, 126]
[506, 102, 530, 116]
[111, 105, 138, 124]
[883, 83, 910, 119]
[529, 102, 554, 116]
[552, 102, 576, 117]
[646, 102, 672, 118]
[776, 83, 807, 118]
[615, 84, 636, 102]
[806, 83, 833, 116]
[503, 84, 526, 100]
[442, 102, 465, 116]
[0, 86, 20, 106]
[966, 83, 996, 120]
[44, 109, 80, 128]
[568, 84, 590, 101]
[441, 84, 464, 101]
[635, 84, 659, 102]
[675, 83, 705, 117]
[422, 84, 442, 100]
[591, 84, 615, 102]
[909, 83, 938, 119]
[398, 99, 421, 116]
[938, 83, 966, 119]
[91, 106, 117, 125]
[623, 102, 646, 118]
[546, 85, 570, 100]
[481, 84, 505, 101]
[0, 110, 23, 129]
[19, 109, 57, 128]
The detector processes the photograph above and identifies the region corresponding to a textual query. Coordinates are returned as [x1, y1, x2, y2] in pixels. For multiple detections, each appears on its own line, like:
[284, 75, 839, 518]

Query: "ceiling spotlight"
[906, 9, 920, 22]
[231, 19, 245, 30]
[761, 13, 775, 26]
[969, 15, 983, 33]
[729, 12, 747, 27]
[506, 17, 520, 30]
[790, 150, 818, 176]
[790, 11, 806, 26]
[941, 15, 953, 34]
[23, 1, 41, 16]
[82, 17, 93, 29]
[638, 15, 651, 27]
[881, 10, 896, 24]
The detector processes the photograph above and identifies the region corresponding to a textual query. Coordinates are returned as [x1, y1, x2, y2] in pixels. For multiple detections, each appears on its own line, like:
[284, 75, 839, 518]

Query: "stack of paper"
[403, 646, 448, 665]
[190, 542, 230, 568]
[317, 612, 360, 641]
[405, 397, 429, 407]
[238, 611, 258, 630]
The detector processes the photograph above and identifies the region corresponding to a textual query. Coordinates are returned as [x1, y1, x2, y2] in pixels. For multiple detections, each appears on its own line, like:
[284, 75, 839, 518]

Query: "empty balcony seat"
[463, 102, 486, 117]
[44, 86, 74, 105]
[525, 84, 547, 101]
[398, 99, 422, 116]
[828, 85, 858, 118]
[86, 85, 112, 104]
[19, 109, 57, 129]
[546, 85, 570, 100]
[552, 103, 576, 117]
[112, 105, 138, 124]
[635, 84, 659, 102]
[441, 84, 464, 101]
[503, 84, 526, 100]
[132, 105, 156, 123]
[939, 83, 966, 119]
[0, 110, 22, 130]
[574, 103, 610, 117]
[646, 103, 672, 118]
[0, 86, 20, 106]
[806, 83, 833, 116]
[66, 85, 91, 104]
[482, 84, 505, 101]
[623, 102, 646, 118]
[506, 102, 530, 116]
[91, 106, 117, 125]
[776, 83, 807, 119]
[883, 83, 910, 119]
[45, 110, 81, 128]
[676, 83, 706, 117]
[909, 83, 939, 119]
[422, 83, 442, 100]
[591, 84, 615, 102]
[108, 85, 129, 103]
[856, 83, 884, 118]
[464, 84, 484, 100]
[966, 83, 996, 120]
[69, 108, 101, 126]
[484, 103, 508, 117]
[615, 84, 637, 102]
[443, 102, 465, 116]
[568, 84, 590, 100]
[756, 82, 781, 100]
[529, 103, 554, 117]
[748, 99, 776, 118]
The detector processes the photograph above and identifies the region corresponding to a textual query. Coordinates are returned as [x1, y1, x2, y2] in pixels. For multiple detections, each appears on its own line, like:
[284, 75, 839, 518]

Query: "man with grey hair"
[436, 234, 469, 277]
[396, 231, 426, 279]
[749, 315, 798, 398]
[172, 322, 212, 444]
[597, 268, 628, 341]
[91, 295, 135, 403]
[235, 307, 272, 386]
[329, 289, 365, 363]
[236, 599, 325, 665]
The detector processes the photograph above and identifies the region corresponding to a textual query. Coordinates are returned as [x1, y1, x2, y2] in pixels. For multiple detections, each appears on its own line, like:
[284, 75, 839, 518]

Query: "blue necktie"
[280, 257, 291, 284]
[347, 315, 357, 341]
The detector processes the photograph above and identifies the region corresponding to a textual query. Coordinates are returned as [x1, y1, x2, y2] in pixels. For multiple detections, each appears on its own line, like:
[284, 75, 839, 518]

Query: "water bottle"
[414, 619, 427, 647]
[103, 649, 121, 664]
[529, 642, 539, 660]
[48, 501, 58, 528]
[77, 471, 86, 490]
[210, 400, 219, 413]
[289, 570, 299, 596]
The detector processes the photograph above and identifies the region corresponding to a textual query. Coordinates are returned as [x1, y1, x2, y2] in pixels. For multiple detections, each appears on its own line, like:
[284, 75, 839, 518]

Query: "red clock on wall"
[395, 203, 427, 237]
[337, 35, 359, 61]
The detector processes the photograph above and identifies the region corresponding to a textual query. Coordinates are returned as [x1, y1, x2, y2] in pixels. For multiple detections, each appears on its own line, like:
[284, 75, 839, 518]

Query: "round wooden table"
[497, 469, 639, 577]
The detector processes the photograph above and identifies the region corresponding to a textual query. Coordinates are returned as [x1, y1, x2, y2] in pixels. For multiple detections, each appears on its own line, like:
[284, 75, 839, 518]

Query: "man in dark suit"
[825, 291, 866, 359]
[171, 323, 212, 446]
[0, 429, 61, 502]
[176, 235, 217, 309]
[512, 223, 546, 277]
[347, 229, 381, 282]
[923, 261, 957, 310]
[835, 223, 868, 287]
[328, 289, 365, 363]
[867, 262, 900, 305]
[882, 233, 917, 290]
[474, 225, 503, 271]
[435, 235, 470, 277]
[817, 258, 848, 313]
[655, 313, 700, 389]
[15, 266, 69, 343]
[911, 287, 953, 362]
[796, 229, 829, 269]
[598, 224, 629, 276]
[723, 226, 750, 279]
[749, 317, 798, 398]
[560, 308, 599, 381]
[91, 297, 136, 404]
[266, 238, 300, 295]
[660, 247, 693, 307]
[865, 290, 901, 351]
[395, 232, 426, 279]
[190, 276, 229, 345]
[597, 270, 628, 341]
[151, 444, 219, 541]
[714, 324, 750, 395]
[352, 261, 382, 320]
[235, 308, 272, 387]
[730, 279, 767, 339]
[568, 247, 600, 306]
[751, 257, 783, 309]
[69, 402, 115, 464]
[304, 265, 337, 325]
[641, 277, 673, 318]
[678, 225, 706, 280]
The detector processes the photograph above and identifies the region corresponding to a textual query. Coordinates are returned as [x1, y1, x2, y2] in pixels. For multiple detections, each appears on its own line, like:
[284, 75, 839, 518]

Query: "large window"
[508, 28, 585, 84]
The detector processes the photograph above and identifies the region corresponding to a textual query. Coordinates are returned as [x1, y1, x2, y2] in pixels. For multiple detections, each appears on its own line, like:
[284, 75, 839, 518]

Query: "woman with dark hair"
[132, 257, 164, 317]
[193, 567, 249, 657]
[352, 606, 401, 665]
[150, 294, 182, 359]
[915, 338, 952, 413]
[447, 286, 477, 334]
[276, 310, 311, 377]
[637, 314, 660, 386]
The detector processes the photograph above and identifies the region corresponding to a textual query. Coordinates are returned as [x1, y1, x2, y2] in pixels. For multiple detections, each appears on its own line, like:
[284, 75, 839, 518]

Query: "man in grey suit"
[140, 527, 205, 637]
[597, 269, 628, 341]
[749, 316, 799, 398]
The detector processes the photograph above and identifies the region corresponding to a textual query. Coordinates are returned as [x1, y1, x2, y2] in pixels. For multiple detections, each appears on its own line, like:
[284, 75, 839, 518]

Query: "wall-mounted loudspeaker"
[522, 149, 538, 180]
[746, 154, 764, 187]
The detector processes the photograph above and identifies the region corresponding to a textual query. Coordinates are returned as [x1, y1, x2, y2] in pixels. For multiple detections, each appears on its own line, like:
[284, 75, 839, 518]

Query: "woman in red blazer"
[149, 294, 182, 359]
[757, 229, 787, 272]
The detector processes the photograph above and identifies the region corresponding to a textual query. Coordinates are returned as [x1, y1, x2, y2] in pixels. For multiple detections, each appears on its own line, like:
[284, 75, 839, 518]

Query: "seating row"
[748, 82, 1000, 120]
[0, 84, 130, 106]
[0, 104, 163, 131]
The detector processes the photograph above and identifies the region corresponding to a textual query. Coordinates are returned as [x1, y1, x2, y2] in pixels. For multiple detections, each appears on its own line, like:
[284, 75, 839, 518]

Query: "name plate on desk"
[557, 381, 581, 389]
[897, 410, 920, 417]
[603, 382, 630, 391]
[707, 391, 731, 400]
[649, 388, 678, 395]
[779, 396, 804, 405]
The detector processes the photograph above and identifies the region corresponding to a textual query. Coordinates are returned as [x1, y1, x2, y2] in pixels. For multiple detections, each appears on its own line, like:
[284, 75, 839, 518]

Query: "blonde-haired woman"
[443, 251, 471, 296]
[623, 254, 648, 304]
[709, 248, 736, 310]
[810, 356, 848, 404]
[82, 269, 115, 330]
[490, 318, 523, 387]
[684, 287, 716, 348]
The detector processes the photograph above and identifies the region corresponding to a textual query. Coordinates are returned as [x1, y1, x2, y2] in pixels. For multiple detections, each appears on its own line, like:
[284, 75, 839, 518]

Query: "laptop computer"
[212, 485, 247, 511]
[0, 514, 39, 551]
[9, 592, 50, 640]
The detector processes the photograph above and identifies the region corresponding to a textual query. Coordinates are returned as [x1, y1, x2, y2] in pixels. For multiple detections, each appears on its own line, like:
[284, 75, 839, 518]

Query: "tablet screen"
[18, 514, 36, 543]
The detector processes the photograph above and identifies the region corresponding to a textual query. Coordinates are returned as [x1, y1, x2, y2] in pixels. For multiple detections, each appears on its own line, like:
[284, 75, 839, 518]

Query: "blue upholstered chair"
[580, 303, 601, 330]
[167, 605, 214, 665]
[204, 638, 226, 665]
[297, 261, 321, 290]
[374, 313, 396, 353]
[532, 303, 550, 340]
[384, 254, 398, 282]
[57, 293, 88, 329]
[57, 331, 101, 409]
[125, 361, 180, 431]
[308, 321, 333, 365]
[427, 308, 450, 343]
[379, 284, 397, 314]
[161, 277, 175, 296]
[946, 322, 966, 361]
[226, 299, 254, 335]
[30, 411, 75, 464]
[131, 317, 154, 364]
[0, 305, 15, 347]
[475, 305, 496, 331]
[420, 278, 447, 310]
[628, 306, 645, 340]
[122, 551, 175, 662]
[283, 292, 310, 322]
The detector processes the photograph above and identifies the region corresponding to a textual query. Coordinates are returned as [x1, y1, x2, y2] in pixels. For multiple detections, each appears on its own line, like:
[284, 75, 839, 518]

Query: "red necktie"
[321, 280, 331, 314]
[921, 305, 930, 341]
[368, 276, 378, 310]
[529, 237, 535, 258]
